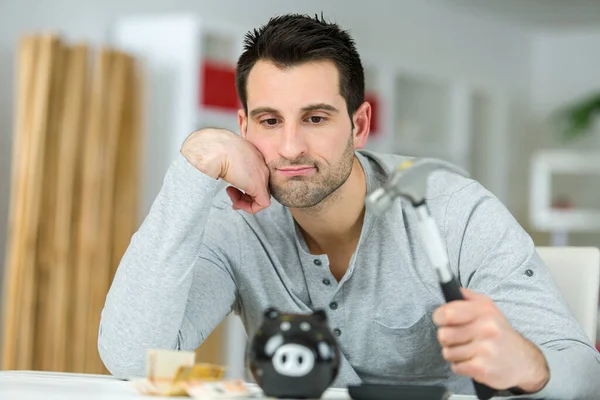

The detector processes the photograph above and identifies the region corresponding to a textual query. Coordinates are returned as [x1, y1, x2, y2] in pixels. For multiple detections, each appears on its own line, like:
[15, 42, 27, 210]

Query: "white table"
[0, 371, 478, 399]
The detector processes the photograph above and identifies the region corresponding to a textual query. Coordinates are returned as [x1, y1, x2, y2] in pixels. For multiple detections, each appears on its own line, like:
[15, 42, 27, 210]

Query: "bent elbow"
[97, 324, 146, 380]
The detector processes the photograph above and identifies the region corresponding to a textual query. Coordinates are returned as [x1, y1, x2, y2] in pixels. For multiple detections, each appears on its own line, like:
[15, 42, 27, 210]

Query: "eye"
[260, 118, 279, 127]
[307, 116, 326, 124]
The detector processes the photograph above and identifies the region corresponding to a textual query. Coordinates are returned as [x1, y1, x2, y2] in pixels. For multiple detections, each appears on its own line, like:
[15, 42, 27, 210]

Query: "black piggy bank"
[246, 308, 340, 398]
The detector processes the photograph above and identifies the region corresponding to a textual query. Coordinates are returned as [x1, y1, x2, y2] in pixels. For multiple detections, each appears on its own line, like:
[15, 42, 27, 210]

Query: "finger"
[450, 357, 493, 386]
[438, 315, 504, 347]
[226, 186, 243, 207]
[437, 325, 475, 348]
[252, 188, 271, 210]
[226, 187, 252, 212]
[227, 186, 268, 214]
[460, 287, 488, 301]
[442, 341, 480, 363]
[249, 197, 270, 214]
[433, 301, 483, 326]
[244, 168, 271, 209]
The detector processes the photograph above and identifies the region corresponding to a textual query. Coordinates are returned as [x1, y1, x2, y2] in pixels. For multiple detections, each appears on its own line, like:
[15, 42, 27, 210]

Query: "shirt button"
[322, 278, 331, 286]
[314, 259, 322, 266]
[333, 328, 342, 337]
[329, 302, 338, 310]
[525, 269, 534, 277]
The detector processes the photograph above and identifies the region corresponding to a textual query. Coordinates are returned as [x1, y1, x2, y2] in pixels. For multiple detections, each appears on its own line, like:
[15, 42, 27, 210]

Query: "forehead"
[245, 60, 344, 109]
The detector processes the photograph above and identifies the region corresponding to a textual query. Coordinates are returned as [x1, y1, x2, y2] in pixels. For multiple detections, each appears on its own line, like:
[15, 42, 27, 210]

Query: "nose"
[272, 344, 315, 377]
[278, 123, 307, 160]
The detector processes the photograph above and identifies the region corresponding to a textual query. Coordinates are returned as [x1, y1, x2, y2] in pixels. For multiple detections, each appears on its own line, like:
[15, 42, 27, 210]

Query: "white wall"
[0, 0, 533, 305]
[532, 28, 600, 117]
[529, 28, 600, 153]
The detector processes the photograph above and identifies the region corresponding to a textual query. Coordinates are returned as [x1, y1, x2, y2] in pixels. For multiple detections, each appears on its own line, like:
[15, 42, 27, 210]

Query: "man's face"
[239, 60, 366, 208]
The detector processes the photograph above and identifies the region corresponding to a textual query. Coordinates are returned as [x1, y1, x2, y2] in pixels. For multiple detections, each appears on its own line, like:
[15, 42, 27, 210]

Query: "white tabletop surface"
[0, 370, 478, 399]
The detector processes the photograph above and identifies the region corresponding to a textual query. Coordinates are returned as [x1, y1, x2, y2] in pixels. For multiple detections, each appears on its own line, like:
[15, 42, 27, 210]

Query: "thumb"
[243, 173, 271, 208]
[253, 186, 271, 209]
[460, 287, 484, 301]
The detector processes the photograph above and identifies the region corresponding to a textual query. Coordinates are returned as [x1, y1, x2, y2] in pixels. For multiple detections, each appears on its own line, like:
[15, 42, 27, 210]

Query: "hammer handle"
[440, 277, 497, 400]
[440, 276, 463, 302]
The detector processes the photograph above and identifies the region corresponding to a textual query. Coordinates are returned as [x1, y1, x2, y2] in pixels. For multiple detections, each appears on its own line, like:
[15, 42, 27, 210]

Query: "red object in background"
[365, 92, 379, 136]
[551, 195, 572, 210]
[200, 60, 241, 111]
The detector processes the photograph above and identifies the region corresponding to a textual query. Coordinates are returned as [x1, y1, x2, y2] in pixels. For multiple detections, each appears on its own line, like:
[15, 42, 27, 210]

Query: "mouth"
[276, 166, 317, 177]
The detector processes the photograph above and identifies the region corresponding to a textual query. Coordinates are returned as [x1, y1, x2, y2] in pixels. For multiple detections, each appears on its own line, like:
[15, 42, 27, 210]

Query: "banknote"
[134, 349, 229, 397]
[146, 348, 196, 383]
[180, 379, 253, 399]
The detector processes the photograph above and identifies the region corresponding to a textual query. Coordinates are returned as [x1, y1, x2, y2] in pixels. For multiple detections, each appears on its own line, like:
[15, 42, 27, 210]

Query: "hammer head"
[366, 158, 469, 215]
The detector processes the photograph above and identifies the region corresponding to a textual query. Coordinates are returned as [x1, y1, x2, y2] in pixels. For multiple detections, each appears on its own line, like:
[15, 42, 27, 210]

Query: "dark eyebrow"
[301, 103, 340, 113]
[249, 107, 279, 118]
[249, 103, 340, 118]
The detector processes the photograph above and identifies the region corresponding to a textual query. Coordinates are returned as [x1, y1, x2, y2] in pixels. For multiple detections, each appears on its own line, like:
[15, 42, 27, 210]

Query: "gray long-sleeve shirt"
[98, 150, 600, 399]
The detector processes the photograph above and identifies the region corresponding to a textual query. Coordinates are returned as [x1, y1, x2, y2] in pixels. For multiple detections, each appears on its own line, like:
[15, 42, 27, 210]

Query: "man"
[98, 14, 600, 398]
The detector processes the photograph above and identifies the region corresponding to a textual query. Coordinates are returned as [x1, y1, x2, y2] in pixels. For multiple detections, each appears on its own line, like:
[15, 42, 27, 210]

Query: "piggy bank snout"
[272, 343, 315, 377]
[247, 309, 340, 398]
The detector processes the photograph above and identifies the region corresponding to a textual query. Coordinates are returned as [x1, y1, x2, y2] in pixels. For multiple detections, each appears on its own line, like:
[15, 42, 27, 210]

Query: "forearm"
[528, 341, 600, 400]
[98, 154, 222, 378]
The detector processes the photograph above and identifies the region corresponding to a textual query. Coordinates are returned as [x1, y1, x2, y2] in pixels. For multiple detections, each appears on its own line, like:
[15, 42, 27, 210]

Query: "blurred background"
[1, 0, 600, 380]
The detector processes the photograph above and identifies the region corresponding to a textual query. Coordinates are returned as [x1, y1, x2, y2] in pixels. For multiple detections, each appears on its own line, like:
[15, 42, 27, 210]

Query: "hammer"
[366, 158, 497, 400]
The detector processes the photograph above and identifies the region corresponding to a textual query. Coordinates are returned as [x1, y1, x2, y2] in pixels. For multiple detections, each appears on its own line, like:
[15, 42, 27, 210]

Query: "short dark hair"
[236, 13, 365, 120]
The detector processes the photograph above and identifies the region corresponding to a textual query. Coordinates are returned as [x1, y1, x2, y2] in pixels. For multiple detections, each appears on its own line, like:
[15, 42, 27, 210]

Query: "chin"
[271, 185, 329, 209]
[275, 197, 323, 209]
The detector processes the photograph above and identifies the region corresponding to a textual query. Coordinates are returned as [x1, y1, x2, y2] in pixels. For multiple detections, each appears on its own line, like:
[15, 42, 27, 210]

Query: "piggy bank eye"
[318, 341, 333, 359]
[265, 334, 284, 356]
[280, 322, 291, 331]
[300, 322, 311, 332]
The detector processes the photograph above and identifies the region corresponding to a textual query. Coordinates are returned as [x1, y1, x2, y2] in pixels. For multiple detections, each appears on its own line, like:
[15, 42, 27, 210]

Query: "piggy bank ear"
[264, 307, 280, 320]
[312, 309, 327, 322]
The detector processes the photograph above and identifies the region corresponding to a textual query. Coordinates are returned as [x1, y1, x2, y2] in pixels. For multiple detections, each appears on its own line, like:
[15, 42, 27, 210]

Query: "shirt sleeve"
[443, 179, 600, 400]
[98, 152, 239, 379]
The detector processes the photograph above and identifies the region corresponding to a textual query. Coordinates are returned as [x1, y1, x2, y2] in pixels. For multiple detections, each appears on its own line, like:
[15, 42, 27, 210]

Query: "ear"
[312, 309, 327, 322]
[238, 108, 248, 139]
[264, 307, 280, 320]
[351, 101, 371, 149]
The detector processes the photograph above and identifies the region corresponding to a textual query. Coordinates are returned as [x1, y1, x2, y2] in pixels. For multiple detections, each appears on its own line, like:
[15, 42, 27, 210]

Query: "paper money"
[147, 348, 196, 383]
[173, 363, 226, 383]
[134, 349, 229, 397]
[181, 379, 252, 399]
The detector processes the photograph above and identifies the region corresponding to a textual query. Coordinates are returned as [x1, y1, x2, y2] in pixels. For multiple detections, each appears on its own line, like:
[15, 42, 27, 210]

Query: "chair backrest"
[536, 246, 600, 343]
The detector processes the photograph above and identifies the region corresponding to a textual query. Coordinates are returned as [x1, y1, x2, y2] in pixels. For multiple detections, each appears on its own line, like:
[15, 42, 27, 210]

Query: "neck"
[290, 156, 367, 254]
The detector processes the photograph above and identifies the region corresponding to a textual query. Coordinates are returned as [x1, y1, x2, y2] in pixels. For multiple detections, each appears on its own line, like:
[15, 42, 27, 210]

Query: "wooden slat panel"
[16, 34, 58, 369]
[72, 48, 112, 373]
[1, 35, 38, 371]
[2, 35, 142, 374]
[35, 38, 67, 371]
[49, 44, 89, 372]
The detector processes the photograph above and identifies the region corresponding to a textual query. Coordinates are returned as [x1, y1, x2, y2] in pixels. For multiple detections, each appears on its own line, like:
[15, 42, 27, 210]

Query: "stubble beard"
[268, 135, 355, 209]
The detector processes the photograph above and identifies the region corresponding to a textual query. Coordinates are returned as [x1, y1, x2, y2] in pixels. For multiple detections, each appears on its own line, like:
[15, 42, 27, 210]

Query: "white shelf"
[530, 149, 600, 232]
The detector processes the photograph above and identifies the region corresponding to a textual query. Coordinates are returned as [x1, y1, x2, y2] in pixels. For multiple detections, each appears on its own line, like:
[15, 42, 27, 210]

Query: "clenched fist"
[433, 287, 550, 394]
[181, 128, 271, 214]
